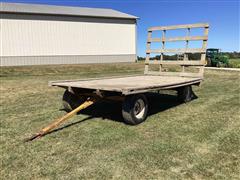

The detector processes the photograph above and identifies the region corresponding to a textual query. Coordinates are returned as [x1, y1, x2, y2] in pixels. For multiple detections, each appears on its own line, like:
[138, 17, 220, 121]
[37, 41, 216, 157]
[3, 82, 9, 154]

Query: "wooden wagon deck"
[50, 75, 202, 95]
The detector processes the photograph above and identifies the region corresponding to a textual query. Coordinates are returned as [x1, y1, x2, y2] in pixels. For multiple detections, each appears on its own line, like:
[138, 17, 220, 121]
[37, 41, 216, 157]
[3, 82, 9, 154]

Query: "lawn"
[1, 63, 239, 179]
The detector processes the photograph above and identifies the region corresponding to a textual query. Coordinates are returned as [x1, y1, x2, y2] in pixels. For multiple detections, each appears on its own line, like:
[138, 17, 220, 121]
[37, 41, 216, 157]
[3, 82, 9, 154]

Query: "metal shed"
[0, 2, 138, 66]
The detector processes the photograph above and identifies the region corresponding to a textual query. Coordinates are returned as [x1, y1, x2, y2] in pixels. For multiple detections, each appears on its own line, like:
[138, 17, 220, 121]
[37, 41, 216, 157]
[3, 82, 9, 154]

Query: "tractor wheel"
[62, 90, 86, 112]
[216, 61, 222, 67]
[207, 58, 212, 66]
[122, 94, 149, 125]
[177, 86, 195, 103]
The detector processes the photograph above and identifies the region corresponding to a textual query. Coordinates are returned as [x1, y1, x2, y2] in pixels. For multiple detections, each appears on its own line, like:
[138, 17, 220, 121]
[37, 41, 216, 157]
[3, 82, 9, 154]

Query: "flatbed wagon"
[27, 23, 209, 141]
[49, 23, 209, 125]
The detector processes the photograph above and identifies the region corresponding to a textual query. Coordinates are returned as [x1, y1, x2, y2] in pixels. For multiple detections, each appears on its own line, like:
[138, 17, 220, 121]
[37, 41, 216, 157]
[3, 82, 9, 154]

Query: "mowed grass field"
[1, 63, 240, 179]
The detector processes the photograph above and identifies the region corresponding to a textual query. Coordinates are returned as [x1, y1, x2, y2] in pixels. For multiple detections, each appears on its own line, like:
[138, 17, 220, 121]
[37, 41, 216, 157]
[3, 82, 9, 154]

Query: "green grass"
[229, 58, 240, 68]
[1, 63, 240, 179]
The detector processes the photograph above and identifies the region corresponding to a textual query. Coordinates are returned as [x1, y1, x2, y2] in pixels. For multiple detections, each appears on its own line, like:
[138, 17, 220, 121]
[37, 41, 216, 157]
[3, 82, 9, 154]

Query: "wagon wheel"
[122, 94, 149, 125]
[177, 85, 196, 103]
[62, 90, 86, 112]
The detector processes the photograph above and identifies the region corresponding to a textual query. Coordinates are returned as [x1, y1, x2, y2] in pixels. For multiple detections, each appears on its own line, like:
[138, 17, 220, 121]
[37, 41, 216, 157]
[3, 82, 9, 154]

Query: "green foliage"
[228, 59, 240, 68]
[137, 56, 145, 61]
[222, 51, 240, 59]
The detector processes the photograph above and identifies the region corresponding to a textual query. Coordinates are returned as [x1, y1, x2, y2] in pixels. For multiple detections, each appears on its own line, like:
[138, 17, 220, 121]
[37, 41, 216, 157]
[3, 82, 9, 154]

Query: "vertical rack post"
[182, 28, 190, 73]
[160, 30, 166, 72]
[145, 30, 152, 74]
[199, 26, 209, 76]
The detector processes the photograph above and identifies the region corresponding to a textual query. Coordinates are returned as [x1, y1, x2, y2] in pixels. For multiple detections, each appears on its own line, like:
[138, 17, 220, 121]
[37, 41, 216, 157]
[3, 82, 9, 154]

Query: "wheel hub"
[134, 102, 141, 114]
[133, 99, 145, 119]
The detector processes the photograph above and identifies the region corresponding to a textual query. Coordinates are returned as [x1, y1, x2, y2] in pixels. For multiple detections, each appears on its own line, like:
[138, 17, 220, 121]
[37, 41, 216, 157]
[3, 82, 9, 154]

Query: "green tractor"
[206, 48, 229, 67]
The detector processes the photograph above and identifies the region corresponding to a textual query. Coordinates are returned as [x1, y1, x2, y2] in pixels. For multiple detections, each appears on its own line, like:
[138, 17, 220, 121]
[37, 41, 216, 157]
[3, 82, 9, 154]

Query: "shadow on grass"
[45, 92, 189, 136]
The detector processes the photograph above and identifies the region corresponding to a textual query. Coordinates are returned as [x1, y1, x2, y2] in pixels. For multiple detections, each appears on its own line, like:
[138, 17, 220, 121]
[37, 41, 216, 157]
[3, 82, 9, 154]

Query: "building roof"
[0, 2, 138, 19]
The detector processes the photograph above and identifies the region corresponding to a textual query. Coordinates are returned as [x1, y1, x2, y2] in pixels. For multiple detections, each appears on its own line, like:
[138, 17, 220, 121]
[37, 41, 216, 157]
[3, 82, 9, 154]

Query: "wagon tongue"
[24, 98, 96, 142]
[25, 133, 43, 142]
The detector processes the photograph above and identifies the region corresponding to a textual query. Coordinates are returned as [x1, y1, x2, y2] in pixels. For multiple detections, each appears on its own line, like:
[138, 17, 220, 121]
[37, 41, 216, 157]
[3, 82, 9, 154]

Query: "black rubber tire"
[216, 61, 221, 68]
[177, 85, 195, 103]
[207, 58, 212, 67]
[62, 90, 86, 112]
[122, 94, 149, 125]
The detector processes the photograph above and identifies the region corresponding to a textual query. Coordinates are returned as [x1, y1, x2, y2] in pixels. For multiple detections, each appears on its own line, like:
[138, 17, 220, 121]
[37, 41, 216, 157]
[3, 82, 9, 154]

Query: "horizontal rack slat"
[146, 48, 206, 53]
[146, 71, 203, 78]
[148, 23, 209, 31]
[148, 36, 208, 42]
[146, 60, 205, 66]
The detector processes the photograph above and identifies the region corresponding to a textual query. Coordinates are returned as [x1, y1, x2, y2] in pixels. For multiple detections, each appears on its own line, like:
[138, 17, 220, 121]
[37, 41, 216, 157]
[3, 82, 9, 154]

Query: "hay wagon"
[50, 23, 209, 125]
[28, 23, 209, 141]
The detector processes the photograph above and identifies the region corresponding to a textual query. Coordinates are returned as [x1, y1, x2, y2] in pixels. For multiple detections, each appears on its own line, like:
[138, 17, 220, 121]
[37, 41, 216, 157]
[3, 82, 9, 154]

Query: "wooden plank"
[149, 60, 204, 66]
[144, 31, 152, 74]
[123, 79, 202, 95]
[148, 36, 208, 42]
[147, 48, 205, 54]
[148, 23, 209, 31]
[183, 28, 190, 72]
[146, 71, 203, 78]
[199, 27, 209, 75]
[49, 74, 144, 86]
[50, 75, 203, 95]
[159, 30, 166, 72]
[184, 28, 190, 61]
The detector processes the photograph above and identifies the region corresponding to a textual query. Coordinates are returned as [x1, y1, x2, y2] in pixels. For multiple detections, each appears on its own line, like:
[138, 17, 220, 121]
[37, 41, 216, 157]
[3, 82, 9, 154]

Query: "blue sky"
[2, 0, 239, 56]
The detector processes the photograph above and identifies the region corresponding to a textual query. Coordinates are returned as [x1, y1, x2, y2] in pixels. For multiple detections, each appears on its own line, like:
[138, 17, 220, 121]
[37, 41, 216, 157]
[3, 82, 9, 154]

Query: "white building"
[0, 2, 138, 66]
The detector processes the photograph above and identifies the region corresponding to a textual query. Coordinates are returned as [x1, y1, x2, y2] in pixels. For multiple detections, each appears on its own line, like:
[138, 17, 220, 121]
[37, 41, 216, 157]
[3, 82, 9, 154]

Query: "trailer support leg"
[26, 98, 96, 142]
